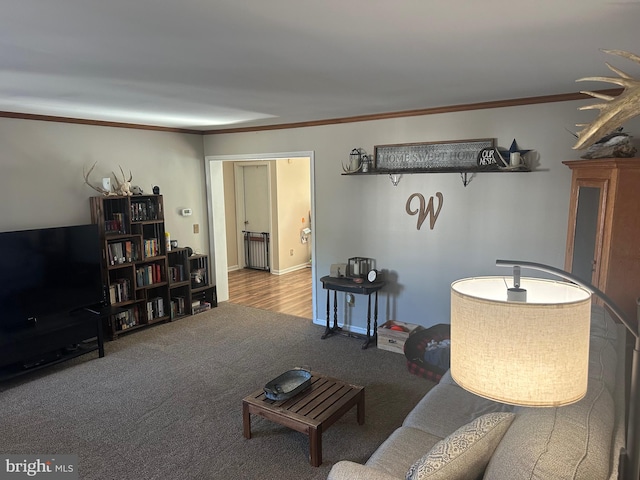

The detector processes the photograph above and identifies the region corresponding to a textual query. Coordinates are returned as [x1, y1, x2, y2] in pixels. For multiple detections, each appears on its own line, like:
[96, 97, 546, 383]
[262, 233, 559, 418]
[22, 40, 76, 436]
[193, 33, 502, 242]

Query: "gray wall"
[1, 100, 638, 333]
[204, 101, 640, 331]
[0, 118, 209, 254]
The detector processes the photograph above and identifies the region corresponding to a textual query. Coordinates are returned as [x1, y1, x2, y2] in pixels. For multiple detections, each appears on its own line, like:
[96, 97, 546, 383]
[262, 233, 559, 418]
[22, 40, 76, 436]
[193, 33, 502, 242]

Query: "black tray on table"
[264, 369, 312, 401]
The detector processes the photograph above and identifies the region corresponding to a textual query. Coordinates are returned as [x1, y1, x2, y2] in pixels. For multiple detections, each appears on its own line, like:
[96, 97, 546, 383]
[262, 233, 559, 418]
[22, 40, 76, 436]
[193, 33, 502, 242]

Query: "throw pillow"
[406, 412, 515, 480]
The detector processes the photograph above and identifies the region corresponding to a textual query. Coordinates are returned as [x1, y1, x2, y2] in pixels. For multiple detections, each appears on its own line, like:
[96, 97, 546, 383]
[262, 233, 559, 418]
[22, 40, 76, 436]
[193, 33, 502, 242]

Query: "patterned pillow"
[406, 412, 515, 480]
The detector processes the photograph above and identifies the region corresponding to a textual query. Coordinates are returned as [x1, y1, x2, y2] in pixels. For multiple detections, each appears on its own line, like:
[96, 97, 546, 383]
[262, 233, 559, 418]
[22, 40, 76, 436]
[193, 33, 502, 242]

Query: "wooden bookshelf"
[90, 194, 170, 339]
[167, 248, 217, 319]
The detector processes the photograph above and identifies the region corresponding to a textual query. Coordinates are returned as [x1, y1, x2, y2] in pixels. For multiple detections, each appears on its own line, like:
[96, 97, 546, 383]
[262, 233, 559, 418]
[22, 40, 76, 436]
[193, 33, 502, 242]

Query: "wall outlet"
[289, 248, 294, 256]
[193, 224, 199, 234]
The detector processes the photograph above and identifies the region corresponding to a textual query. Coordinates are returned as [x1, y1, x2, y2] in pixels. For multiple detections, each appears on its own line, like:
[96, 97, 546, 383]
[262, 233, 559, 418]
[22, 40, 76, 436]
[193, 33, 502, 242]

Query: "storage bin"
[377, 320, 421, 354]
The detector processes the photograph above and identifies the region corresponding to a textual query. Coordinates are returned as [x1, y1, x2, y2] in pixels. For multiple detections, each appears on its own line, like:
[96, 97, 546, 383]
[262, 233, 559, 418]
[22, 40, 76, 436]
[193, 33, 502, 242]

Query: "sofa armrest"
[327, 461, 401, 480]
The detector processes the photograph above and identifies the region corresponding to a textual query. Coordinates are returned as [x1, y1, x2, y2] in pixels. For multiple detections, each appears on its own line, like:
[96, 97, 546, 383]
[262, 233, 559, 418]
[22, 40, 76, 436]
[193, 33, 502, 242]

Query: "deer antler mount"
[83, 162, 133, 196]
[84, 162, 115, 196]
[111, 166, 133, 196]
[573, 50, 640, 150]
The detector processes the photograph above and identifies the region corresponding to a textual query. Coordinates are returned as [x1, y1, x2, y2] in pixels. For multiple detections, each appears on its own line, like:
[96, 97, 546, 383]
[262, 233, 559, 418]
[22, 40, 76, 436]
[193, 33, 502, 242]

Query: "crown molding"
[0, 111, 203, 135]
[203, 89, 623, 135]
[0, 89, 622, 135]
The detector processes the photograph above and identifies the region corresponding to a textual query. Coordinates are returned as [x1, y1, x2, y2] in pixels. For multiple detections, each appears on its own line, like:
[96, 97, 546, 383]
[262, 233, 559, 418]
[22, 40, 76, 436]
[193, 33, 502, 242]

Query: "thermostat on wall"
[181, 208, 193, 216]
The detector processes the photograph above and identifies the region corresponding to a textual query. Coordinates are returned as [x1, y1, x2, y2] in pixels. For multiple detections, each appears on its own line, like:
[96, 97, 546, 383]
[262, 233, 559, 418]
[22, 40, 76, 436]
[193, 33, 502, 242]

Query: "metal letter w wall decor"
[406, 192, 444, 230]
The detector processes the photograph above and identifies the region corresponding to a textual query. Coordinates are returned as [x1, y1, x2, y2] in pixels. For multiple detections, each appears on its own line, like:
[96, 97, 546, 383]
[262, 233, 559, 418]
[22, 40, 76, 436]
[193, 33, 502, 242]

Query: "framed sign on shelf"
[373, 138, 496, 172]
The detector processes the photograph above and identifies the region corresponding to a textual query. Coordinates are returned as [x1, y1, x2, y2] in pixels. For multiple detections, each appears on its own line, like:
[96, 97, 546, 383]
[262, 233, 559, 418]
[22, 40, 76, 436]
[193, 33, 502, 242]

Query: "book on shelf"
[144, 238, 159, 258]
[105, 217, 123, 234]
[107, 243, 115, 265]
[170, 296, 185, 318]
[108, 242, 123, 265]
[109, 278, 131, 304]
[115, 307, 138, 330]
[131, 199, 159, 222]
[125, 241, 133, 262]
[105, 213, 127, 234]
[108, 240, 137, 265]
[136, 263, 166, 287]
[146, 297, 165, 320]
[168, 265, 185, 283]
[137, 267, 148, 287]
[192, 301, 211, 314]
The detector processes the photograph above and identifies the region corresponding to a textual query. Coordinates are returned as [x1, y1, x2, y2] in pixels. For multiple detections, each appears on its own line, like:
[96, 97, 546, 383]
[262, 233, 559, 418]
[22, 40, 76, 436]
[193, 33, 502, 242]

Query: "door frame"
[204, 151, 316, 308]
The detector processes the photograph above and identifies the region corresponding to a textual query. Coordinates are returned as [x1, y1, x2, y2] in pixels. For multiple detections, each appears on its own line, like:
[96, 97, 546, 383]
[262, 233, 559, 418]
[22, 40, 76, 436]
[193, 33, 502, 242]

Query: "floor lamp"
[450, 259, 639, 480]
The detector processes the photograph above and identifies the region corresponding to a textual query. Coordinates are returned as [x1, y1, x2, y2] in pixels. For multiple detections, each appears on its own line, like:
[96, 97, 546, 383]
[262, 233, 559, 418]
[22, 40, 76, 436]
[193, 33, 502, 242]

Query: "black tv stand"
[0, 308, 105, 382]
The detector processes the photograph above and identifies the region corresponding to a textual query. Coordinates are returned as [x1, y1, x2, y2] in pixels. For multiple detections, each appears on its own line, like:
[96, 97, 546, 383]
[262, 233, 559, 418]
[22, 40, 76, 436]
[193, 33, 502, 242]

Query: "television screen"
[0, 224, 104, 330]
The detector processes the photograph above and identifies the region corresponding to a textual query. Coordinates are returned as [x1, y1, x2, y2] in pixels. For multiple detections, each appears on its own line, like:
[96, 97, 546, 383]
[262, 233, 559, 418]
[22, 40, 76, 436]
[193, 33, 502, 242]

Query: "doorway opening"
[205, 151, 316, 320]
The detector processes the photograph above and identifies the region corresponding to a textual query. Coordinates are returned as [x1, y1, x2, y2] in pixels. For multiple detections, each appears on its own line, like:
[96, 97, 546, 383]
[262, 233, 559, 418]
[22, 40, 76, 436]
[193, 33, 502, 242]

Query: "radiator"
[243, 231, 270, 271]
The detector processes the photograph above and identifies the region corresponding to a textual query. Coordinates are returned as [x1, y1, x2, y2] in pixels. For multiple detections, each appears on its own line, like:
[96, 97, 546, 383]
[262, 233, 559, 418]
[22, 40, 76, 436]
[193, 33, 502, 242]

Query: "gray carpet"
[0, 303, 435, 479]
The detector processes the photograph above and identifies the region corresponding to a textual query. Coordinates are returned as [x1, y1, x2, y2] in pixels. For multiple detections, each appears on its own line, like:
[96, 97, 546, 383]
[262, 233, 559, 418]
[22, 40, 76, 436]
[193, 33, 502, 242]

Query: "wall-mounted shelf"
[342, 166, 531, 187]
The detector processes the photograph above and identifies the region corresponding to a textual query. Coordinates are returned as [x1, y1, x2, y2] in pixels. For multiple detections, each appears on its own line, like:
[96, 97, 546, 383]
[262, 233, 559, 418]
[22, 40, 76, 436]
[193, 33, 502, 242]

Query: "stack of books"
[170, 296, 186, 319]
[146, 297, 165, 320]
[192, 300, 212, 315]
[114, 307, 138, 330]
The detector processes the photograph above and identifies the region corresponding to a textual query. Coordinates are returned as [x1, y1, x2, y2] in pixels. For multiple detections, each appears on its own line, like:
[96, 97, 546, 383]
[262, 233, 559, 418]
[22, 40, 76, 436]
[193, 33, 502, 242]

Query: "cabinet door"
[566, 179, 608, 287]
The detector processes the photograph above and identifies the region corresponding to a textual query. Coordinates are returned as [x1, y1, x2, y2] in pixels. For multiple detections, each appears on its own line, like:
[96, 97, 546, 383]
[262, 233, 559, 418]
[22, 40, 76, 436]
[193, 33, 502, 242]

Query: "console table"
[0, 308, 105, 381]
[320, 276, 385, 349]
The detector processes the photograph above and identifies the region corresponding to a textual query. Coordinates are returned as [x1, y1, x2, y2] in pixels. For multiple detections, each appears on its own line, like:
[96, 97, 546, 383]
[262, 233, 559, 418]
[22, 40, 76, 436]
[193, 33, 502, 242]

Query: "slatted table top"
[242, 372, 365, 466]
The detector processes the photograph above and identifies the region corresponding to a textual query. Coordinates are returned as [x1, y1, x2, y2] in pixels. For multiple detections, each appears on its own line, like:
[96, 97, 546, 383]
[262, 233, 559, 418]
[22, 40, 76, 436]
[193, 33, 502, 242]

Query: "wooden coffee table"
[242, 372, 365, 466]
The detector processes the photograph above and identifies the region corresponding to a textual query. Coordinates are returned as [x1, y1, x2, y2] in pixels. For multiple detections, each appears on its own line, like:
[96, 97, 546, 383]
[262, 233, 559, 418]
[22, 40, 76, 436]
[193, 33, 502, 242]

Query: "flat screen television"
[0, 224, 104, 331]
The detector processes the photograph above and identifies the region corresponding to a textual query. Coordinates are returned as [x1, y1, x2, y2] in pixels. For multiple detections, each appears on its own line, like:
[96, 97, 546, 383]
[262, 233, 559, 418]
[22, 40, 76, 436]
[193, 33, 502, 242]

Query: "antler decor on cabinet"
[83, 161, 133, 196]
[573, 50, 640, 150]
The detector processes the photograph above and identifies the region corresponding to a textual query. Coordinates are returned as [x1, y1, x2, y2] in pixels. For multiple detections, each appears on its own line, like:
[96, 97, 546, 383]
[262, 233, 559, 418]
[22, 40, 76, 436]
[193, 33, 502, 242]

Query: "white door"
[235, 163, 271, 269]
[242, 164, 270, 233]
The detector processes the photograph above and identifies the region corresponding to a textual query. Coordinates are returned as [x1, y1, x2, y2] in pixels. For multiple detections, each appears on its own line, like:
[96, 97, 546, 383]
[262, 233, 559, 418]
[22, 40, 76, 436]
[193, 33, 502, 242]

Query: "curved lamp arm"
[497, 259, 639, 480]
[496, 259, 637, 340]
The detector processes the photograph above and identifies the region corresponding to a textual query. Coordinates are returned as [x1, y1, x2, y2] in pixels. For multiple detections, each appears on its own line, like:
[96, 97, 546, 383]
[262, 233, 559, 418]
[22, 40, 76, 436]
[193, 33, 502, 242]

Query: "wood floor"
[227, 267, 313, 319]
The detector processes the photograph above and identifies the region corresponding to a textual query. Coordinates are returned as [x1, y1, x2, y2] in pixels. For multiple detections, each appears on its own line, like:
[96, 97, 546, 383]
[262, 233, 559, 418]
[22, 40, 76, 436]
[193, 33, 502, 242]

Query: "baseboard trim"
[271, 263, 310, 275]
[312, 318, 368, 336]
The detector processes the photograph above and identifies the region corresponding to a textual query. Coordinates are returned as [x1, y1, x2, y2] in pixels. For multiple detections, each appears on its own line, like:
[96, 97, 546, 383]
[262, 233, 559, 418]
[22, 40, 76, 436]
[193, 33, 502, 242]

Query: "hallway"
[227, 267, 313, 319]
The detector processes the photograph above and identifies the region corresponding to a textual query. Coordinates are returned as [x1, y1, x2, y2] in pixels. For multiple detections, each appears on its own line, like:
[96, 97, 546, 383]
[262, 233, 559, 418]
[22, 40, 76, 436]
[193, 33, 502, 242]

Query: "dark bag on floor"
[404, 323, 451, 383]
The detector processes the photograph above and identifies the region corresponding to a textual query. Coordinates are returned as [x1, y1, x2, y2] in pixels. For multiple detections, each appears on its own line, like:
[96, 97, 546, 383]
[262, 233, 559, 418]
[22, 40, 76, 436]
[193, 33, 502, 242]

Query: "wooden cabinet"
[563, 159, 640, 321]
[90, 195, 170, 339]
[167, 248, 217, 318]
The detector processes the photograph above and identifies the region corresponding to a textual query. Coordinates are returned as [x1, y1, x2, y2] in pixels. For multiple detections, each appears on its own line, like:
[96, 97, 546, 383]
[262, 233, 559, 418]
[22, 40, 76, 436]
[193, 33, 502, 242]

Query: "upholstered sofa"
[328, 305, 627, 480]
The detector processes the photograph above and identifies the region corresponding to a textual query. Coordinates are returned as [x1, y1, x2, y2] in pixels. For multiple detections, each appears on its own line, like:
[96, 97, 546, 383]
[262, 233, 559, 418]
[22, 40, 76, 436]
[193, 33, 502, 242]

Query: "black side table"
[320, 275, 385, 349]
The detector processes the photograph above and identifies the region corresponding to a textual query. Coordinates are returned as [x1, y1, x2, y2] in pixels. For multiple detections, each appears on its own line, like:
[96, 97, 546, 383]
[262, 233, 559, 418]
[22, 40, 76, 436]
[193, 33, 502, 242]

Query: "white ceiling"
[2, 0, 639, 131]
